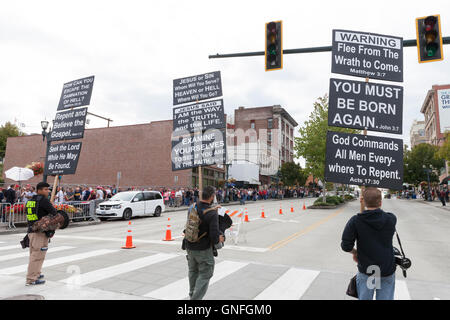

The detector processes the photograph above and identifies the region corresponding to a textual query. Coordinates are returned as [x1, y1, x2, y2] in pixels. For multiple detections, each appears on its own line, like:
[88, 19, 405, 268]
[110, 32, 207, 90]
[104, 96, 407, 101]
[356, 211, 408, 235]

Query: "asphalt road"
[0, 197, 449, 300]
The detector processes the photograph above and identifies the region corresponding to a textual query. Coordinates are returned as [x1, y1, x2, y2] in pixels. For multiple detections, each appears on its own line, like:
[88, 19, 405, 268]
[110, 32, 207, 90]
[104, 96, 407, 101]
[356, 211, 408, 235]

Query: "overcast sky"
[1, 0, 449, 163]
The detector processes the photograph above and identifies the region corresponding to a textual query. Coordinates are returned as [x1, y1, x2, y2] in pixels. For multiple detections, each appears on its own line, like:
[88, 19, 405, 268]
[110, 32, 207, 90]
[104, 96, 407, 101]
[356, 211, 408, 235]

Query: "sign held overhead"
[328, 78, 403, 134]
[44, 142, 83, 176]
[173, 71, 222, 106]
[57, 76, 95, 111]
[173, 99, 225, 134]
[331, 30, 403, 82]
[50, 107, 88, 141]
[325, 131, 403, 190]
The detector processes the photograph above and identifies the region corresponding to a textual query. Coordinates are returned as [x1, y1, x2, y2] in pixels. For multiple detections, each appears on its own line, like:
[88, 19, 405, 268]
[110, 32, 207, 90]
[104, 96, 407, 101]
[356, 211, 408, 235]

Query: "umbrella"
[5, 167, 34, 184]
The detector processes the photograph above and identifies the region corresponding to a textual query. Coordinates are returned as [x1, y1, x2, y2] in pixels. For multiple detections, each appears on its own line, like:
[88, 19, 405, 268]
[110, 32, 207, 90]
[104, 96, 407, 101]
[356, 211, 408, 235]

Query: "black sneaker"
[38, 274, 44, 280]
[26, 279, 46, 286]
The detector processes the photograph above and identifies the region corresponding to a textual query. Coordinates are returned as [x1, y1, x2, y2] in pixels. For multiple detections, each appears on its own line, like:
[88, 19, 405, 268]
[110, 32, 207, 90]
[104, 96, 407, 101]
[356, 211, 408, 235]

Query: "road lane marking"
[0, 245, 22, 251]
[144, 260, 249, 300]
[268, 208, 345, 251]
[0, 246, 74, 262]
[254, 267, 320, 300]
[0, 249, 117, 275]
[394, 280, 411, 300]
[59, 253, 178, 286]
[55, 235, 268, 253]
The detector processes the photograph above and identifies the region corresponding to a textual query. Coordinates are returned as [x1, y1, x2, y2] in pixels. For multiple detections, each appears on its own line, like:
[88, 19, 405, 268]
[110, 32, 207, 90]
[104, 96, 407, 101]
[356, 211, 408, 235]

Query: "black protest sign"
[50, 107, 87, 141]
[331, 30, 403, 82]
[44, 142, 82, 176]
[325, 131, 403, 190]
[171, 129, 226, 171]
[57, 76, 95, 110]
[173, 71, 222, 106]
[328, 78, 403, 134]
[173, 99, 225, 134]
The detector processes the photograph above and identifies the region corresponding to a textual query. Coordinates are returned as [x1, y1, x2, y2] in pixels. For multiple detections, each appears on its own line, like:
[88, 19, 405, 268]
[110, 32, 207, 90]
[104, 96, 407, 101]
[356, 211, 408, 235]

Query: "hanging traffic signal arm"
[209, 38, 450, 59]
[416, 15, 444, 63]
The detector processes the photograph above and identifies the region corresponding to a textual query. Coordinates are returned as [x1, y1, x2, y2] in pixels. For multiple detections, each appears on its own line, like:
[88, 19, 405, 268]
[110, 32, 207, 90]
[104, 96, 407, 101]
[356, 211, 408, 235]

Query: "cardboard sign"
[173, 99, 225, 134]
[331, 30, 403, 82]
[328, 78, 403, 134]
[57, 76, 95, 110]
[50, 107, 87, 141]
[173, 71, 222, 105]
[171, 129, 226, 171]
[44, 142, 82, 176]
[325, 131, 403, 190]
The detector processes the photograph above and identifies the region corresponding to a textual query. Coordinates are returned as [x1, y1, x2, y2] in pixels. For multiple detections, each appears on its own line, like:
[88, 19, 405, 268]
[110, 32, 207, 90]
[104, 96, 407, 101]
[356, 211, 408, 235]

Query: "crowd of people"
[399, 187, 449, 206]
[0, 184, 323, 206]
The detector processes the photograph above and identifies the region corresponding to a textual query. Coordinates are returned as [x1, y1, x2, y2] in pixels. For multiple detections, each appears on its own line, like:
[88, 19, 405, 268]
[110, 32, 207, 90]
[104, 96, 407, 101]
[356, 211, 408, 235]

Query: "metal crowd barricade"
[1, 203, 12, 229]
[7, 202, 28, 229]
[57, 201, 96, 222]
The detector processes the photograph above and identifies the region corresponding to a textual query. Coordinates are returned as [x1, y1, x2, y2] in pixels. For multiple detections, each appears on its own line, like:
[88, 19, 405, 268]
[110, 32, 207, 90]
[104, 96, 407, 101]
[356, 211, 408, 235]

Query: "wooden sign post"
[50, 175, 59, 203]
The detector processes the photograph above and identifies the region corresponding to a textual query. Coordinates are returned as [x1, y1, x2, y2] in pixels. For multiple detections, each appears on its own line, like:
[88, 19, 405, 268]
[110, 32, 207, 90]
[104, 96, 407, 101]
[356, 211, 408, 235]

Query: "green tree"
[294, 94, 359, 182]
[403, 143, 445, 185]
[0, 122, 25, 159]
[280, 162, 306, 186]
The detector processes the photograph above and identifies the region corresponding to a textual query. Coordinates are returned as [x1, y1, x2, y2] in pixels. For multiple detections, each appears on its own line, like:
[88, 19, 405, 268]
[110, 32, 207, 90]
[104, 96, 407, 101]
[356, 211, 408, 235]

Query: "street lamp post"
[41, 120, 51, 184]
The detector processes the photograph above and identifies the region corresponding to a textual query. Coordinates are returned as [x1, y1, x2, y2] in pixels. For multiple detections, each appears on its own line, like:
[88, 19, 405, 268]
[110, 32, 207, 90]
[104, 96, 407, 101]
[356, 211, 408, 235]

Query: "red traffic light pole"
[208, 37, 450, 59]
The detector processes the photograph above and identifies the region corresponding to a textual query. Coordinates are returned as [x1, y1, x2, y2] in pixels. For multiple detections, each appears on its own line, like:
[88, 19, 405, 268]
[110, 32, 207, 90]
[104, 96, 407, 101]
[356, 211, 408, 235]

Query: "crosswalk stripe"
[395, 280, 411, 300]
[0, 249, 117, 275]
[144, 260, 249, 300]
[0, 246, 74, 262]
[0, 245, 22, 251]
[59, 253, 178, 286]
[254, 267, 320, 300]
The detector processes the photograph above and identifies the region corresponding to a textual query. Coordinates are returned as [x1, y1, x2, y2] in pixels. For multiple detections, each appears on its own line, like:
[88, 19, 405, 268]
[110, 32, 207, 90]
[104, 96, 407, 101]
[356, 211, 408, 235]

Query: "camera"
[394, 247, 412, 278]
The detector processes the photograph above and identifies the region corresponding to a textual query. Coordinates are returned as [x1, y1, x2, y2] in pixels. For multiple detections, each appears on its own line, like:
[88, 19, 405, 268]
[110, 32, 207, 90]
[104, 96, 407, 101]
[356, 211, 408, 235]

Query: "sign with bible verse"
[57, 76, 95, 110]
[50, 107, 87, 141]
[44, 142, 82, 176]
[331, 30, 403, 82]
[325, 131, 403, 190]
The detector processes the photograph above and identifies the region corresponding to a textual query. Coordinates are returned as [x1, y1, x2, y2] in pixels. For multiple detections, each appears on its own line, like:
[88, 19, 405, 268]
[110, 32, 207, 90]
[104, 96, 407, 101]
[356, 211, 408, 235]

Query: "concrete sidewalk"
[399, 198, 450, 212]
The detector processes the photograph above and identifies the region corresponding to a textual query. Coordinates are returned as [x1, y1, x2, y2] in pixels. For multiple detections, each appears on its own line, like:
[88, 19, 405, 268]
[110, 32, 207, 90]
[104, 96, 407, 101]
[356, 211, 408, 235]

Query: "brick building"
[420, 84, 450, 184]
[2, 120, 224, 188]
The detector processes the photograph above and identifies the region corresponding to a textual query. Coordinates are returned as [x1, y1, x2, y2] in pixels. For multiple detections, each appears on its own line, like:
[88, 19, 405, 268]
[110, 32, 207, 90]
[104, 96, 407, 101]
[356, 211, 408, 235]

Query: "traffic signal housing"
[265, 21, 283, 71]
[416, 15, 444, 63]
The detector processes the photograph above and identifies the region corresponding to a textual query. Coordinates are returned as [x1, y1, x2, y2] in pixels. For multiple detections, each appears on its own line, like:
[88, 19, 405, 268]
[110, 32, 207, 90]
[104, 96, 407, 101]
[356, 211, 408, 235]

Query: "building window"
[250, 121, 255, 129]
[268, 131, 272, 142]
[268, 119, 273, 129]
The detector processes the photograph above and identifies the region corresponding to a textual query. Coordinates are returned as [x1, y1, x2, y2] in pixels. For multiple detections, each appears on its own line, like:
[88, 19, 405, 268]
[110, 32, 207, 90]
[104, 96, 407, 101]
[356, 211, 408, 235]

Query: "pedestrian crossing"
[0, 241, 439, 300]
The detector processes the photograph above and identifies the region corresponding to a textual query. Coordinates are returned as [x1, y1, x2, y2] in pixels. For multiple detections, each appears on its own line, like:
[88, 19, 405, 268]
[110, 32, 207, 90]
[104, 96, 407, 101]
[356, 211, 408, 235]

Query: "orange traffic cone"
[303, 202, 307, 210]
[163, 218, 173, 241]
[122, 221, 136, 249]
[279, 205, 283, 215]
[261, 206, 266, 218]
[291, 203, 294, 213]
[244, 208, 250, 222]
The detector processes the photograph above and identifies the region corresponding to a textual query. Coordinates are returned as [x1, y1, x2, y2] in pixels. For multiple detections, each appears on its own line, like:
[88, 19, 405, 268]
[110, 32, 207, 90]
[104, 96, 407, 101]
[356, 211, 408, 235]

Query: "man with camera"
[24, 182, 61, 286]
[341, 187, 397, 300]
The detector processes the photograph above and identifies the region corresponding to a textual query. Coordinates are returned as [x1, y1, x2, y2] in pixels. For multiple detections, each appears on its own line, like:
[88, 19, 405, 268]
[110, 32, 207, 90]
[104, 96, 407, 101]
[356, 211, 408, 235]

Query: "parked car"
[95, 191, 165, 220]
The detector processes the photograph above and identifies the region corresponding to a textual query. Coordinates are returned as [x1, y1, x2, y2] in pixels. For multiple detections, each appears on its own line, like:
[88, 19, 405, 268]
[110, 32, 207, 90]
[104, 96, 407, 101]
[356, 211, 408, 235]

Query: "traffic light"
[265, 21, 283, 71]
[416, 14, 444, 63]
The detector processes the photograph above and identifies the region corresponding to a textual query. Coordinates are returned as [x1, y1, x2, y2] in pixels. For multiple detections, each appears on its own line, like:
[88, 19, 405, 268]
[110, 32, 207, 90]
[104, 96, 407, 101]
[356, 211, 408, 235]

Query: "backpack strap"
[195, 205, 218, 242]
[395, 230, 406, 257]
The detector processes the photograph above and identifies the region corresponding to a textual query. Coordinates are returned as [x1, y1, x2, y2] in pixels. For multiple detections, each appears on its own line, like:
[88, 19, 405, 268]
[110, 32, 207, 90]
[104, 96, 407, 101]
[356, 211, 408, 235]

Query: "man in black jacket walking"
[185, 186, 224, 300]
[341, 187, 397, 300]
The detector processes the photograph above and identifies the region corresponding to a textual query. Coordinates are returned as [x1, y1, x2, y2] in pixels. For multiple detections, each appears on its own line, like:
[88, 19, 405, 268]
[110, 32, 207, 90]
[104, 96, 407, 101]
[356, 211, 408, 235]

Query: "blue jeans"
[356, 272, 395, 300]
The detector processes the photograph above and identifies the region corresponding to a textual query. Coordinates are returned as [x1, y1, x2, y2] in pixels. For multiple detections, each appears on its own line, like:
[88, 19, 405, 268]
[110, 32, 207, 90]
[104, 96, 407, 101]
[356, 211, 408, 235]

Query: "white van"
[96, 191, 165, 220]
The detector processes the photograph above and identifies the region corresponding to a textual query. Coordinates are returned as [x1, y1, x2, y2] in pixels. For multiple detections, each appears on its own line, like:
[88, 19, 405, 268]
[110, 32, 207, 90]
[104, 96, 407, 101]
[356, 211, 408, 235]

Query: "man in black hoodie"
[341, 187, 397, 300]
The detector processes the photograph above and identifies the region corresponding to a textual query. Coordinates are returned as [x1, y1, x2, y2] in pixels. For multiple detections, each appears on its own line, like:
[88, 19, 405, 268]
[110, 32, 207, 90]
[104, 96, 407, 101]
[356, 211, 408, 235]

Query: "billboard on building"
[437, 89, 450, 133]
